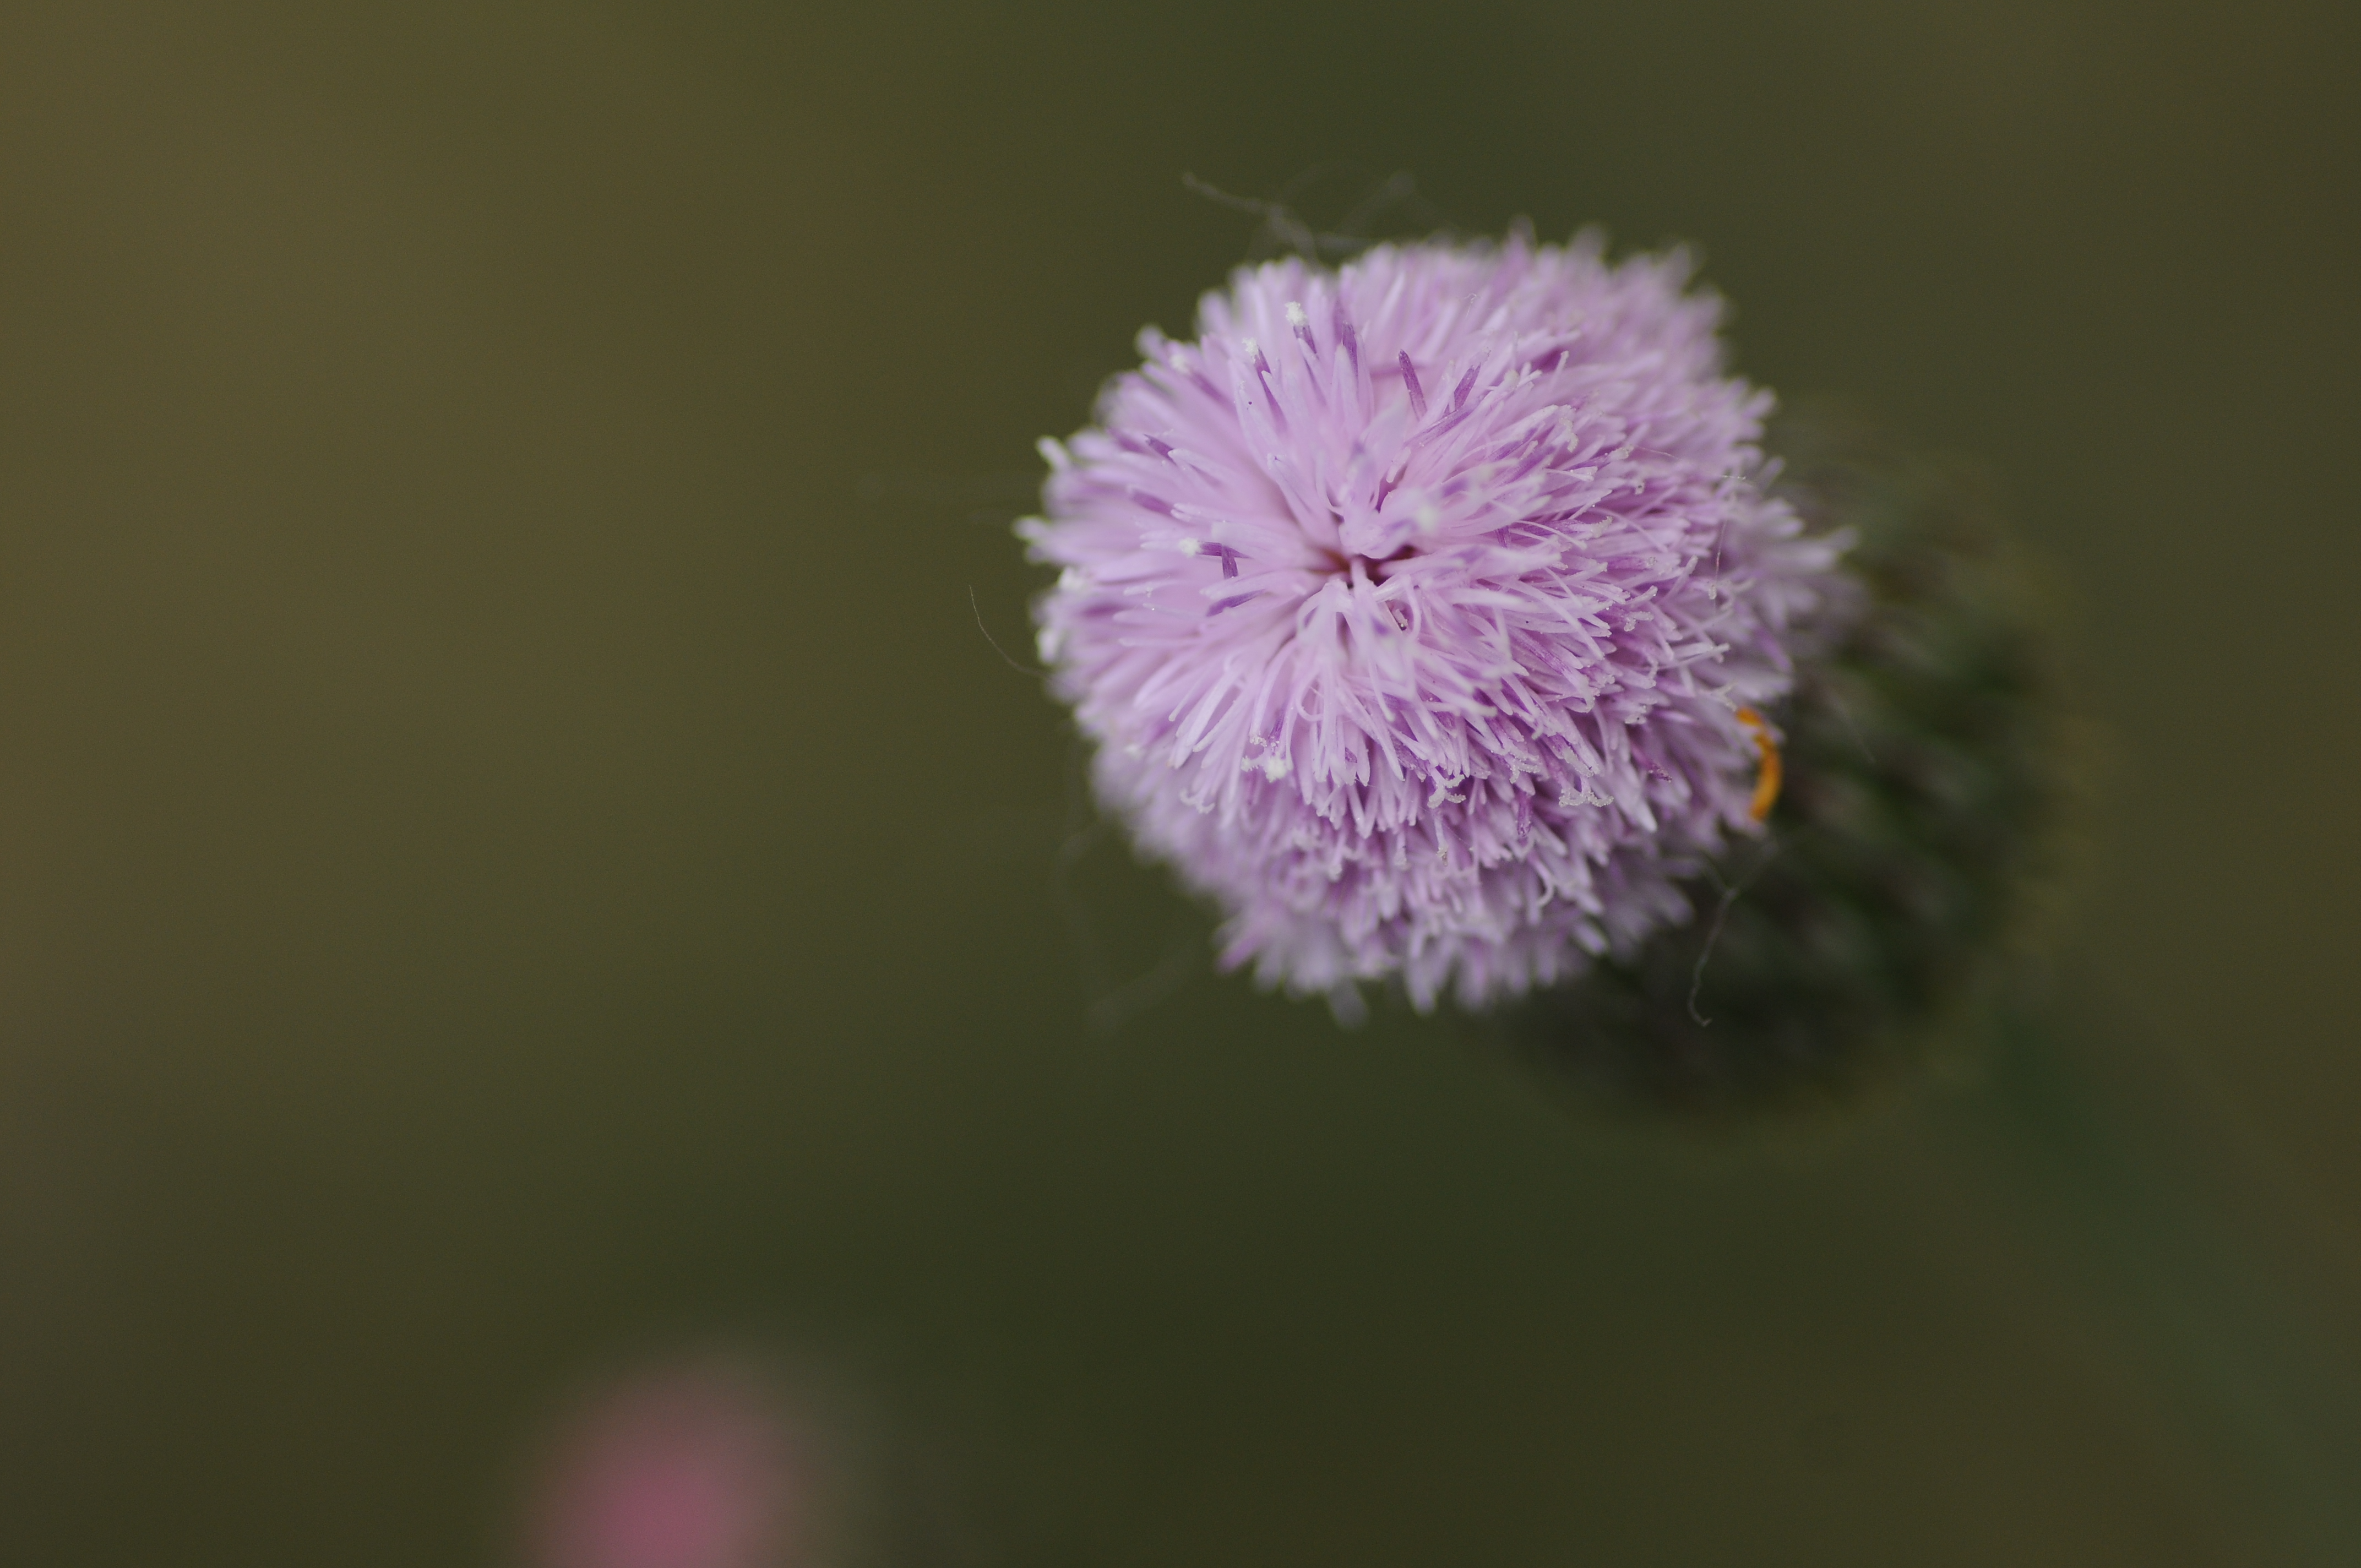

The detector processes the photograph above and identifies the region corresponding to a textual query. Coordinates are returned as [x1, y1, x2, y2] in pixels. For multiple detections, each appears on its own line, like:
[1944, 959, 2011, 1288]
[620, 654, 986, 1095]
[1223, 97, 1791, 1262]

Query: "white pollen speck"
[1241, 336, 1259, 358]
[1178, 536, 1201, 555]
[1285, 301, 1308, 328]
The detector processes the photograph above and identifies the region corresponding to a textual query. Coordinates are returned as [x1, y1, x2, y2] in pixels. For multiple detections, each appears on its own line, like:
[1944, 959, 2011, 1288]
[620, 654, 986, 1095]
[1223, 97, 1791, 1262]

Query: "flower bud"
[1497, 412, 2069, 1117]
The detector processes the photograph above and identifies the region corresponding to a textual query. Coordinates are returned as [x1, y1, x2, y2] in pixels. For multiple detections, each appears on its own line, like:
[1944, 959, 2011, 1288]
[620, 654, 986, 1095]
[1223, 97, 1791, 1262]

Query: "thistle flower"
[1021, 231, 1851, 1011]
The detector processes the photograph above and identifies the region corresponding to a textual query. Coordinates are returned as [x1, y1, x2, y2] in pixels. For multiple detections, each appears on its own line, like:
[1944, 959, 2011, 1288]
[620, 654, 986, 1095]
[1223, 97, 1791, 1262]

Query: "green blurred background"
[1, 2, 2356, 1562]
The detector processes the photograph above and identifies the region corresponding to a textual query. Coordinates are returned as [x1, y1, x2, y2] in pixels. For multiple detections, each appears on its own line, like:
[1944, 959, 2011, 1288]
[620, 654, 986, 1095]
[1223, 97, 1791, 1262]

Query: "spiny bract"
[1020, 231, 1850, 1012]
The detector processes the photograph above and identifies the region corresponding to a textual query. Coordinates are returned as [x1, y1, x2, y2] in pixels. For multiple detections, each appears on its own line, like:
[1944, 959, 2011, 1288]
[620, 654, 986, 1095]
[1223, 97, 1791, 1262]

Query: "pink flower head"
[1020, 231, 1848, 1012]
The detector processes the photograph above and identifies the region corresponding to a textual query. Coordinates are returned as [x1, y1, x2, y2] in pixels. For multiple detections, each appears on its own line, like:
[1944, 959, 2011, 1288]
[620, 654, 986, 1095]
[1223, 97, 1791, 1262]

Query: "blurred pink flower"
[526, 1361, 811, 1568]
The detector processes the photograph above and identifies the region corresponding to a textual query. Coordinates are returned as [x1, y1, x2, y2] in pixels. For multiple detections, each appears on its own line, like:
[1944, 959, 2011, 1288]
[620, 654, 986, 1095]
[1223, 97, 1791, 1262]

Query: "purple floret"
[1020, 231, 1850, 1012]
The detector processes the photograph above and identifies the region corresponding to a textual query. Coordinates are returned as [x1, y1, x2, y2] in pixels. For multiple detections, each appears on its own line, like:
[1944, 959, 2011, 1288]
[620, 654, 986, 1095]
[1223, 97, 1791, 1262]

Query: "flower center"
[1315, 542, 1416, 582]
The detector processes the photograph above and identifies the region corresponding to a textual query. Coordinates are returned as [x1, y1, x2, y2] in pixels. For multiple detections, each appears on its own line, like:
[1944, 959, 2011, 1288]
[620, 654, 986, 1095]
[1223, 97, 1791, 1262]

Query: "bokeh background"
[1, 2, 2357, 1563]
